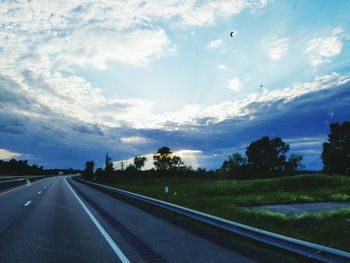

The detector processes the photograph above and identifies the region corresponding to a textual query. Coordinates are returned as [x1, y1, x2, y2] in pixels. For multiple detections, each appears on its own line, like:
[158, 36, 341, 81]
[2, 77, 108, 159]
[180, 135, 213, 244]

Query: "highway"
[0, 176, 256, 263]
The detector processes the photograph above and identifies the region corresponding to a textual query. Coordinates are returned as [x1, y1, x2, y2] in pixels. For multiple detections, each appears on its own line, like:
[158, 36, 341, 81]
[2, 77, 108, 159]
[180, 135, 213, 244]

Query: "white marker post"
[164, 186, 169, 194]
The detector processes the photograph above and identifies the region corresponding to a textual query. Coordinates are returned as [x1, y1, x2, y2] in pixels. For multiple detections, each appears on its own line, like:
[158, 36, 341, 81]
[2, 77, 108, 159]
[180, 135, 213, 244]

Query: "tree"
[134, 155, 147, 170]
[246, 136, 289, 177]
[220, 153, 247, 179]
[285, 154, 304, 175]
[0, 159, 46, 175]
[125, 164, 136, 171]
[95, 168, 103, 180]
[322, 122, 350, 175]
[104, 153, 114, 175]
[153, 146, 184, 171]
[83, 160, 95, 180]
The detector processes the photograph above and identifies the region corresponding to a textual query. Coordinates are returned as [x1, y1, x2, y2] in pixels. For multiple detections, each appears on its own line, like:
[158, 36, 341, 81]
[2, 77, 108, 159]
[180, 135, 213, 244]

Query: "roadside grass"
[106, 173, 350, 251]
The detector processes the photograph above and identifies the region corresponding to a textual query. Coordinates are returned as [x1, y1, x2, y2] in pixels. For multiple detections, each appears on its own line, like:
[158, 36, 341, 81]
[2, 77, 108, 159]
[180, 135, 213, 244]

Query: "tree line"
[3, 121, 346, 179]
[82, 146, 189, 181]
[83, 121, 350, 181]
[0, 159, 81, 176]
[219, 136, 304, 179]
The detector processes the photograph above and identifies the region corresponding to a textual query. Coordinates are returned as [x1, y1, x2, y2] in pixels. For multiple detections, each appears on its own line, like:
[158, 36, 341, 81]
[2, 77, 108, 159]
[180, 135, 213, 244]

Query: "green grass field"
[106, 174, 350, 252]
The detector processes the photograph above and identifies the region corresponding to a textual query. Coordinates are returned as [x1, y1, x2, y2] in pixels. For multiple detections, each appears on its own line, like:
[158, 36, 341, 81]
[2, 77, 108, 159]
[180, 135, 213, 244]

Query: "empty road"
[0, 176, 256, 263]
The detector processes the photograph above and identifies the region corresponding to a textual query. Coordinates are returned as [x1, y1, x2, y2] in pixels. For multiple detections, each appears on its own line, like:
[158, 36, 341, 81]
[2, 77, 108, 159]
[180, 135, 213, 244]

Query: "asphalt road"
[0, 176, 256, 263]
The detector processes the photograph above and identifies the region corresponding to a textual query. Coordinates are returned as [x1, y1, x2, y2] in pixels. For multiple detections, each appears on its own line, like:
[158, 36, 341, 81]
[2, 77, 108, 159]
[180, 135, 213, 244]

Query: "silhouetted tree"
[246, 136, 289, 177]
[196, 167, 207, 173]
[0, 159, 46, 175]
[95, 168, 103, 180]
[220, 153, 248, 179]
[285, 154, 304, 175]
[83, 160, 95, 180]
[104, 153, 114, 176]
[134, 155, 147, 170]
[153, 146, 184, 171]
[126, 164, 136, 170]
[322, 121, 350, 175]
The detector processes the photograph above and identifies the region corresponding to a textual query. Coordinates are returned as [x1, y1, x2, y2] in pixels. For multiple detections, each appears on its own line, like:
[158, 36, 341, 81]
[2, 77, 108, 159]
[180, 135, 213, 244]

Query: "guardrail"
[74, 177, 350, 263]
[0, 176, 47, 191]
[0, 178, 28, 190]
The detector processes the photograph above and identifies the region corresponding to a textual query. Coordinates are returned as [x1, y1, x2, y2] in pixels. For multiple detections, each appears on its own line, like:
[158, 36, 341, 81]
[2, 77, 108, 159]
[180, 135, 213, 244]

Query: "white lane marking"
[38, 191, 42, 195]
[0, 184, 29, 197]
[65, 178, 130, 263]
[24, 201, 31, 207]
[0, 179, 49, 197]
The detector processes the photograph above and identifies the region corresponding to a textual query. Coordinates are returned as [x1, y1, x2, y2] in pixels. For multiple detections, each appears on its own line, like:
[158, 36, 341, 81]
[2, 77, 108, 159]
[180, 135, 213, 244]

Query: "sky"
[0, 0, 350, 170]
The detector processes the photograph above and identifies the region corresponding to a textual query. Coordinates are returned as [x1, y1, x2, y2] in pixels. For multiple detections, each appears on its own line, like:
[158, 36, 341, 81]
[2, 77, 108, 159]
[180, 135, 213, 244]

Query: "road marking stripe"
[24, 201, 31, 207]
[0, 179, 47, 197]
[65, 178, 130, 263]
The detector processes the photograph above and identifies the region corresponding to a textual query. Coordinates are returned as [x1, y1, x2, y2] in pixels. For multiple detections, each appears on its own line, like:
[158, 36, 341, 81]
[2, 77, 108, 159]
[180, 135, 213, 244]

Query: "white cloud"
[332, 27, 344, 35]
[8, 0, 343, 137]
[120, 136, 149, 145]
[218, 64, 229, 71]
[305, 27, 343, 66]
[175, 149, 202, 169]
[166, 0, 265, 27]
[160, 72, 350, 126]
[38, 27, 174, 69]
[227, 78, 242, 91]
[0, 0, 270, 132]
[262, 36, 288, 61]
[202, 72, 350, 123]
[0, 0, 268, 71]
[208, 38, 223, 49]
[0, 149, 21, 159]
[3, 63, 350, 133]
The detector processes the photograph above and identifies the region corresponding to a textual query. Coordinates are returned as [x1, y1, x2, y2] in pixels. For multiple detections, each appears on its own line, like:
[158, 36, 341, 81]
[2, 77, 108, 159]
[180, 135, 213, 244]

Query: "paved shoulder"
[69, 178, 256, 263]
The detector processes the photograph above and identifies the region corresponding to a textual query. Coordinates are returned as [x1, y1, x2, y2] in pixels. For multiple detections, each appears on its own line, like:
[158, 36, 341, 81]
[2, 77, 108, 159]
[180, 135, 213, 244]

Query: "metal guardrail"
[74, 178, 350, 263]
[0, 178, 28, 190]
[0, 176, 48, 190]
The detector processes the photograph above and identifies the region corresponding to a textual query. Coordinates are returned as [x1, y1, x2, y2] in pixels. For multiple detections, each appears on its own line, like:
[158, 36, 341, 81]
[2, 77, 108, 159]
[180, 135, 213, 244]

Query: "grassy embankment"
[106, 174, 350, 252]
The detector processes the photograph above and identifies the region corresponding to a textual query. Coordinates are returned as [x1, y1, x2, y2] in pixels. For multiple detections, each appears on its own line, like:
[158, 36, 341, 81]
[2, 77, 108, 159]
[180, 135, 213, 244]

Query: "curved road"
[0, 176, 255, 263]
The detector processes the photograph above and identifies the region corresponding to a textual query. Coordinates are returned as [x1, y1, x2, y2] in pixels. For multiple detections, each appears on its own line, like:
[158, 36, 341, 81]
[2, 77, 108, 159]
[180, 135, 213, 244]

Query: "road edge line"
[65, 177, 130, 263]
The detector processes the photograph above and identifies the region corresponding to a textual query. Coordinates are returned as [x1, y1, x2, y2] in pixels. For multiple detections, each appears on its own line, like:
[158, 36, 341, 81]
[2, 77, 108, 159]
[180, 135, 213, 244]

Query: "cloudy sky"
[1, 0, 350, 170]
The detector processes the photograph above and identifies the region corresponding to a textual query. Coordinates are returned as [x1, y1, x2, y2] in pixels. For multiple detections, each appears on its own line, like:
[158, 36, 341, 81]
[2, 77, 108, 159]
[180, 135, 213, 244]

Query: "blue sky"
[0, 0, 350, 170]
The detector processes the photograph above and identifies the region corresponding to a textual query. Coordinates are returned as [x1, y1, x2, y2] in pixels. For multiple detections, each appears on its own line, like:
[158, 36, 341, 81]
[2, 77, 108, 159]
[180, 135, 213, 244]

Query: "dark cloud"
[72, 123, 104, 136]
[0, 75, 33, 109]
[133, 82, 350, 169]
[21, 70, 74, 102]
[1, 74, 349, 170]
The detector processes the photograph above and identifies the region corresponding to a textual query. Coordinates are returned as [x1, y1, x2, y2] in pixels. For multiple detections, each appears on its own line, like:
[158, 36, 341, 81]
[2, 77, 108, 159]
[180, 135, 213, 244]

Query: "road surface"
[0, 176, 256, 263]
